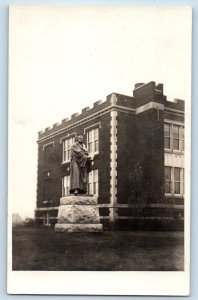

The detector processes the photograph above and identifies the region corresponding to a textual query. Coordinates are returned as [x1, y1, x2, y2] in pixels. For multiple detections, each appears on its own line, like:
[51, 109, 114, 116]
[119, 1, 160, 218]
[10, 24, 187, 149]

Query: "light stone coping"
[55, 223, 103, 232]
[60, 195, 98, 205]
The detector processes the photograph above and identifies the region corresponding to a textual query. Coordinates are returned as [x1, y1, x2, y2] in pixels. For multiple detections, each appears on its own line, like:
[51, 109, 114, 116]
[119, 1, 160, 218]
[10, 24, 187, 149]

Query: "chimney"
[156, 83, 163, 93]
[134, 83, 145, 90]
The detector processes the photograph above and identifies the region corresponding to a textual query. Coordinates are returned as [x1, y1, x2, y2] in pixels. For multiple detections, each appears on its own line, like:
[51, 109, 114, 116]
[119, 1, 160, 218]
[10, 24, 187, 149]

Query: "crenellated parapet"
[45, 126, 52, 132]
[165, 98, 185, 112]
[53, 122, 60, 128]
[38, 97, 111, 140]
[38, 81, 185, 141]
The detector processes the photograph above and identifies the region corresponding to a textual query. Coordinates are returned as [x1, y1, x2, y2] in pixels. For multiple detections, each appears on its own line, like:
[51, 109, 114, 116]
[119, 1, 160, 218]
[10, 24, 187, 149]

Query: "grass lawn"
[12, 226, 184, 271]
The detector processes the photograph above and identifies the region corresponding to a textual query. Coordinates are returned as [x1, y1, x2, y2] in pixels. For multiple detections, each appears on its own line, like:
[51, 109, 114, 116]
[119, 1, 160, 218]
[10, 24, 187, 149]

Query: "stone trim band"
[109, 94, 118, 223]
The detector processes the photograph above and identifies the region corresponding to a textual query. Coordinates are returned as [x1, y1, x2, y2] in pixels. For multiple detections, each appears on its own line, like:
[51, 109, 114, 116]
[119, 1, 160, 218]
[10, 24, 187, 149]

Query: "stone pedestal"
[55, 195, 103, 232]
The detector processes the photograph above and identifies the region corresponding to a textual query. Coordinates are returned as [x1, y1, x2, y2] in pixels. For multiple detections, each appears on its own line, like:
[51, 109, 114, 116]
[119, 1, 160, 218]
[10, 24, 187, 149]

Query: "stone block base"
[55, 195, 103, 232]
[57, 204, 100, 224]
[55, 223, 103, 232]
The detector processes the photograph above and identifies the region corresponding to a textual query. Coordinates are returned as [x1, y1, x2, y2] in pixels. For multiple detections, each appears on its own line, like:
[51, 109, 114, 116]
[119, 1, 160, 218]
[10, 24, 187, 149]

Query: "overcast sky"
[9, 5, 191, 218]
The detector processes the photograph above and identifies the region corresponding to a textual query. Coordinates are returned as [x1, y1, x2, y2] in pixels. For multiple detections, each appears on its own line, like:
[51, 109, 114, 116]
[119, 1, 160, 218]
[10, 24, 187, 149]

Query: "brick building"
[35, 81, 185, 229]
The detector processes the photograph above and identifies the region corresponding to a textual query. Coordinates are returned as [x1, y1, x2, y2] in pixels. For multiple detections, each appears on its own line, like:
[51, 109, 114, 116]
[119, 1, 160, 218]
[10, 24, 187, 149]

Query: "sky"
[8, 5, 191, 218]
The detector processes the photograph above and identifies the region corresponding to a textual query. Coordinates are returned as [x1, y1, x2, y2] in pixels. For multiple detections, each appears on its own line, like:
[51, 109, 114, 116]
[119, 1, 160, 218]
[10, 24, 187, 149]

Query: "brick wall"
[133, 81, 167, 107]
[135, 108, 165, 204]
[36, 112, 111, 211]
[117, 111, 137, 203]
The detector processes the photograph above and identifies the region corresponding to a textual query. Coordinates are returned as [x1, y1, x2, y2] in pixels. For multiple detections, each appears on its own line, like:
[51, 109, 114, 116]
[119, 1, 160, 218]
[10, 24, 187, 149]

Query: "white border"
[7, 4, 191, 296]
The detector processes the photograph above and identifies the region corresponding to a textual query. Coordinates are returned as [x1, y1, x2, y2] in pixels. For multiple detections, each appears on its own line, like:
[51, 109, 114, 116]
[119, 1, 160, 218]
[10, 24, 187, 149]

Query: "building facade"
[35, 81, 184, 229]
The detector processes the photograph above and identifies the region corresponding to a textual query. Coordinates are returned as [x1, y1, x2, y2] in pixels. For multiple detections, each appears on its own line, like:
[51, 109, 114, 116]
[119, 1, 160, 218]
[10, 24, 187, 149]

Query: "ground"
[12, 226, 184, 271]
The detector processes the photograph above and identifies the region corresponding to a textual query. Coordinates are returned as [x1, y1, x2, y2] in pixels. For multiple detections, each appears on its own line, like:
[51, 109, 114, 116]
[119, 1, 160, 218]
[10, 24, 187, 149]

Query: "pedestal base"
[55, 195, 103, 232]
[55, 223, 103, 232]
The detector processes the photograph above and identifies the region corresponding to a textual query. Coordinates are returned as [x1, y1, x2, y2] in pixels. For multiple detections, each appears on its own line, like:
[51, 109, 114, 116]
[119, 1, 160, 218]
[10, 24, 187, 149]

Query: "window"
[164, 167, 184, 196]
[43, 213, 50, 225]
[44, 144, 54, 166]
[174, 168, 181, 194]
[62, 176, 70, 196]
[88, 169, 98, 195]
[164, 124, 171, 150]
[164, 123, 184, 152]
[165, 166, 171, 194]
[44, 179, 52, 202]
[63, 137, 75, 162]
[43, 213, 47, 225]
[87, 128, 99, 155]
[181, 126, 184, 151]
[173, 125, 180, 151]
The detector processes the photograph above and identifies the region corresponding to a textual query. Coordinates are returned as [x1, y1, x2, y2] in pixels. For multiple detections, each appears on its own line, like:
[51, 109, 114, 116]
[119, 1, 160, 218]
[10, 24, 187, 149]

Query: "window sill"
[89, 152, 99, 157]
[164, 149, 184, 155]
[165, 194, 184, 198]
[61, 161, 70, 165]
[172, 150, 184, 154]
[62, 153, 99, 165]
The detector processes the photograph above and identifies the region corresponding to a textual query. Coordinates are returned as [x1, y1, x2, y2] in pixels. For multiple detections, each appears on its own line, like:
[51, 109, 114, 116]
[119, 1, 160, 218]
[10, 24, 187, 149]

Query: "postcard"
[8, 4, 191, 295]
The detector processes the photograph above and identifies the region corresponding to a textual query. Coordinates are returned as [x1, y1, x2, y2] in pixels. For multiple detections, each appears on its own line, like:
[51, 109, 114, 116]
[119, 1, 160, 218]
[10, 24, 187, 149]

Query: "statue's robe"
[70, 142, 91, 194]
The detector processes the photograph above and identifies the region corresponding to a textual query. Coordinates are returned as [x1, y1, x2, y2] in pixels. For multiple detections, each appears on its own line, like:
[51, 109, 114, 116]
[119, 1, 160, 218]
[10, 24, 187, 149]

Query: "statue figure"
[69, 135, 93, 195]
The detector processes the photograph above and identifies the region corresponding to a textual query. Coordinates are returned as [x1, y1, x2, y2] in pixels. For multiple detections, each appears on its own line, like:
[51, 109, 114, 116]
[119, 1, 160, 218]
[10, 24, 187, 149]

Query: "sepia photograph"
[8, 4, 191, 295]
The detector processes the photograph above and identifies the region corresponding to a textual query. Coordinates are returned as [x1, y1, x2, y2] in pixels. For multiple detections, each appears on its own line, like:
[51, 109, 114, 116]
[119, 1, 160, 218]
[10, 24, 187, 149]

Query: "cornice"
[164, 107, 184, 117]
[37, 103, 184, 144]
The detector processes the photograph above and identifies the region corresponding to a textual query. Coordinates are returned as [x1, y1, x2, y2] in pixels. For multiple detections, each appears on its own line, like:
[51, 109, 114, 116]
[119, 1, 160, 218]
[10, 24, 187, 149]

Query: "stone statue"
[69, 135, 93, 195]
[55, 135, 103, 232]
